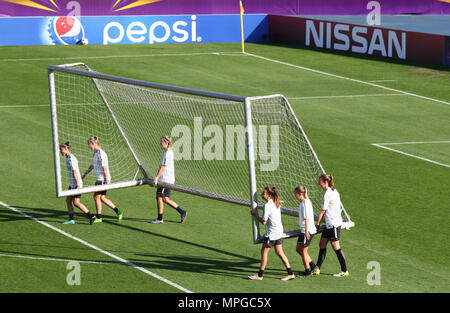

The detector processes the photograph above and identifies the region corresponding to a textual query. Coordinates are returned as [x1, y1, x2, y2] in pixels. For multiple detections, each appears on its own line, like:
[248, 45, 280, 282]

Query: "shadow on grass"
[101, 219, 265, 278]
[0, 204, 266, 280]
[0, 205, 66, 222]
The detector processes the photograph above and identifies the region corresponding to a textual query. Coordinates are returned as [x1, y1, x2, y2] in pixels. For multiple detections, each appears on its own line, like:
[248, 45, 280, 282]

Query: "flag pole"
[239, 0, 245, 53]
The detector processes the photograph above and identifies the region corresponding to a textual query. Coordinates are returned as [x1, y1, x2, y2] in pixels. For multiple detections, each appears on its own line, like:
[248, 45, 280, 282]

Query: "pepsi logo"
[49, 16, 86, 45]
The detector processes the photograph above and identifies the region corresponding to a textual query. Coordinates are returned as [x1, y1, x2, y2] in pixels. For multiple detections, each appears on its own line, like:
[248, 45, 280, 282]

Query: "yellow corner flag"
[239, 0, 245, 53]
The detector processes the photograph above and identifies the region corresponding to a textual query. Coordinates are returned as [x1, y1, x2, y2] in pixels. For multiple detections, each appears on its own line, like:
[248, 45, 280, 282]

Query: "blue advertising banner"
[0, 14, 268, 46]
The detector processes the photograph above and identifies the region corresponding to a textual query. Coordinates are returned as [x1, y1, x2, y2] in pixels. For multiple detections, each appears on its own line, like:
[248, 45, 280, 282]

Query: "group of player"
[60, 135, 348, 280]
[249, 174, 349, 280]
[59, 135, 186, 226]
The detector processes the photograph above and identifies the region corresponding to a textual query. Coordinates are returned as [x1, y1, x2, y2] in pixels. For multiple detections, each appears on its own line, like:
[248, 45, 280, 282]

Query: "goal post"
[48, 63, 354, 243]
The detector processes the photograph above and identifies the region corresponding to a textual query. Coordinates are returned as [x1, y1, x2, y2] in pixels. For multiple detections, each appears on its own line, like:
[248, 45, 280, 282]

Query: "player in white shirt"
[314, 174, 349, 277]
[149, 136, 187, 224]
[59, 141, 95, 225]
[249, 187, 295, 281]
[82, 136, 123, 223]
[294, 186, 319, 277]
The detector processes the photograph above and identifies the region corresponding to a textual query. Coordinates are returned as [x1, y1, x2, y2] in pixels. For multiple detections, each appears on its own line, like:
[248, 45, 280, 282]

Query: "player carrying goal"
[294, 186, 319, 277]
[82, 136, 124, 223]
[315, 174, 349, 277]
[248, 187, 295, 281]
[59, 141, 96, 225]
[149, 136, 187, 224]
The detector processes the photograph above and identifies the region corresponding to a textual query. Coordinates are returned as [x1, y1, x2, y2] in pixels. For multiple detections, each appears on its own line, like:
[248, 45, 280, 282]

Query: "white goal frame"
[48, 63, 354, 243]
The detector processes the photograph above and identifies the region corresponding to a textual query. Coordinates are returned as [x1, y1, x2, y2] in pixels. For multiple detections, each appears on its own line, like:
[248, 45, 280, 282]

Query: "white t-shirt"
[262, 199, 284, 240]
[159, 149, 175, 184]
[66, 154, 82, 189]
[322, 188, 343, 228]
[299, 198, 316, 234]
[92, 149, 110, 183]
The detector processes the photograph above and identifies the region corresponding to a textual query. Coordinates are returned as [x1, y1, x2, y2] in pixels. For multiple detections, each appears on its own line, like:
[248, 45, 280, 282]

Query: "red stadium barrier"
[269, 15, 449, 66]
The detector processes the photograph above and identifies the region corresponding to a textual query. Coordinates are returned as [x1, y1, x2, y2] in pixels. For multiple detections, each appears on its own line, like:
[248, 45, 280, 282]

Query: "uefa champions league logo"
[48, 16, 88, 45]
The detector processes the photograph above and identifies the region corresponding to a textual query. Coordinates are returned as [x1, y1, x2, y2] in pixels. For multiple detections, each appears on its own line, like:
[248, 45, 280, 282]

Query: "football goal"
[48, 63, 354, 243]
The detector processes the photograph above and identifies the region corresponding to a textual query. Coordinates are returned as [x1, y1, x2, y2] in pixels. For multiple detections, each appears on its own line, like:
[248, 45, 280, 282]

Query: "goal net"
[48, 63, 354, 243]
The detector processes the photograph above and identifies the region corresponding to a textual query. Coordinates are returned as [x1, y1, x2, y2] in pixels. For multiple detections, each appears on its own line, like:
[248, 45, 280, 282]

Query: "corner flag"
[239, 0, 245, 53]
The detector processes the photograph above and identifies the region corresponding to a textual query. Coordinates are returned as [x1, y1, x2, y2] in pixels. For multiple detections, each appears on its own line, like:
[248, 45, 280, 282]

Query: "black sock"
[317, 248, 327, 268]
[309, 261, 317, 269]
[69, 214, 74, 220]
[335, 249, 347, 272]
[157, 213, 163, 220]
[258, 269, 264, 278]
[97, 214, 102, 219]
[86, 212, 93, 219]
[287, 267, 293, 275]
[175, 206, 183, 214]
[113, 207, 119, 214]
[305, 267, 311, 274]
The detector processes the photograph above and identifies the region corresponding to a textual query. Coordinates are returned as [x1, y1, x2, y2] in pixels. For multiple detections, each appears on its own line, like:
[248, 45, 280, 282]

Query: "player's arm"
[305, 218, 310, 240]
[82, 164, 93, 179]
[250, 208, 267, 225]
[316, 210, 326, 228]
[102, 166, 109, 184]
[154, 165, 165, 185]
[73, 170, 81, 188]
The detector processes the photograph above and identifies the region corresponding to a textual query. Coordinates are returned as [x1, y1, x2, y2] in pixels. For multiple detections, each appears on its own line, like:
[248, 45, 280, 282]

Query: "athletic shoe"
[149, 219, 164, 224]
[62, 220, 75, 225]
[180, 210, 188, 224]
[333, 271, 349, 277]
[117, 210, 123, 222]
[311, 266, 320, 275]
[281, 274, 295, 281]
[248, 275, 263, 280]
[89, 216, 96, 225]
[299, 271, 312, 278]
[93, 218, 103, 224]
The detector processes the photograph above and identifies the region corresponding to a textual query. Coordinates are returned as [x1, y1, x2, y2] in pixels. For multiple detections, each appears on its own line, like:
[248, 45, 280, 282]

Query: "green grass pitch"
[0, 42, 449, 293]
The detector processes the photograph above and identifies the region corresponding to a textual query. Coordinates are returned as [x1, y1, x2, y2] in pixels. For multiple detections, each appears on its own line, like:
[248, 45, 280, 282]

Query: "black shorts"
[95, 180, 107, 195]
[297, 232, 315, 247]
[321, 226, 341, 242]
[68, 186, 81, 198]
[156, 187, 171, 198]
[261, 236, 283, 248]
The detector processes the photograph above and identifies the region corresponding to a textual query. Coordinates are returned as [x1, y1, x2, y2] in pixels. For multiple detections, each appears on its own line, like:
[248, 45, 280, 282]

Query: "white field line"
[371, 141, 450, 168]
[369, 80, 397, 83]
[0, 201, 193, 293]
[288, 93, 407, 100]
[0, 253, 123, 265]
[374, 141, 450, 146]
[0, 52, 240, 62]
[245, 52, 450, 106]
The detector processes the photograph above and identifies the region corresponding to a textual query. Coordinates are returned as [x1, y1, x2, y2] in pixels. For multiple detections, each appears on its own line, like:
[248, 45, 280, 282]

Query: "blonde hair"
[294, 186, 309, 199]
[88, 136, 101, 147]
[59, 141, 72, 150]
[319, 174, 335, 190]
[161, 136, 173, 149]
[262, 186, 281, 208]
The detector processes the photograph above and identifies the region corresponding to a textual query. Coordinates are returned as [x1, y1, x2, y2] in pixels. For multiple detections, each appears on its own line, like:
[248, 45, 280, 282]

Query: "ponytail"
[294, 185, 309, 199]
[161, 136, 173, 149]
[59, 141, 71, 150]
[319, 174, 335, 190]
[88, 136, 101, 149]
[262, 186, 281, 208]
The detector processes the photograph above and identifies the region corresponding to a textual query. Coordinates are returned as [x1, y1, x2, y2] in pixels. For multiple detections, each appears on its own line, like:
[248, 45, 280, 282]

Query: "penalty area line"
[371, 143, 450, 168]
[0, 200, 193, 293]
[246, 52, 450, 106]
